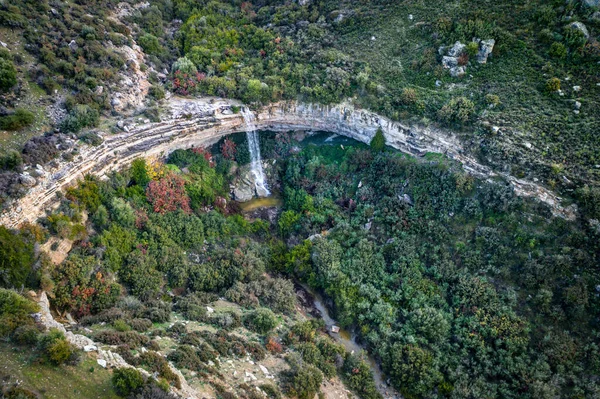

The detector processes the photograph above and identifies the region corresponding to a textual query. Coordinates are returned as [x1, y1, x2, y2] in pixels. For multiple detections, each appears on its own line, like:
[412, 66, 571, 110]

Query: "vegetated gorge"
[0, 1, 598, 399]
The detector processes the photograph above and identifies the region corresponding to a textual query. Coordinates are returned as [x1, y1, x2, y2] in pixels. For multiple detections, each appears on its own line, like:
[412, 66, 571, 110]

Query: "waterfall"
[242, 108, 270, 197]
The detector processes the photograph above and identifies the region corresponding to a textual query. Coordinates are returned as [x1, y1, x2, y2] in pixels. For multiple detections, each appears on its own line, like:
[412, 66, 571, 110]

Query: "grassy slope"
[0, 27, 51, 155]
[0, 343, 118, 399]
[327, 0, 600, 185]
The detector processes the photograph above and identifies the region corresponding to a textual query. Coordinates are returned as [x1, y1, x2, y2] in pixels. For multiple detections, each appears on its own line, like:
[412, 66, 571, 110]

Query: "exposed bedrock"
[0, 96, 575, 227]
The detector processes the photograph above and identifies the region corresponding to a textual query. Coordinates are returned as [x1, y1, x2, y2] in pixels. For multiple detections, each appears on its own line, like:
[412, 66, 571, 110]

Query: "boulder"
[68, 40, 78, 51]
[477, 39, 495, 64]
[582, 0, 600, 7]
[97, 359, 107, 368]
[19, 173, 37, 187]
[450, 66, 466, 77]
[567, 21, 590, 39]
[447, 41, 466, 57]
[442, 56, 459, 69]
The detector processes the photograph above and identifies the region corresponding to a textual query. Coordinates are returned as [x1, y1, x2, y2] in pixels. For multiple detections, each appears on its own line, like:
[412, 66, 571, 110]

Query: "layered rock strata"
[0, 96, 575, 227]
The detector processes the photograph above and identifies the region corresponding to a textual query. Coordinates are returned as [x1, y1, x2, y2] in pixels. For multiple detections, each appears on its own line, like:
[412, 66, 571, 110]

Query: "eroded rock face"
[0, 97, 575, 227]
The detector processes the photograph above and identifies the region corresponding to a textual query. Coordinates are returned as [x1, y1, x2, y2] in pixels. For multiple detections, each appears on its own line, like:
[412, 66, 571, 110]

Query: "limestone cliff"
[0, 97, 575, 227]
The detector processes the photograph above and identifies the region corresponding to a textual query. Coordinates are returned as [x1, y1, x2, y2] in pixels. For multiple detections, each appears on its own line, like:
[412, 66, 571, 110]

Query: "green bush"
[112, 367, 145, 397]
[138, 33, 163, 56]
[148, 85, 165, 100]
[39, 329, 76, 365]
[244, 308, 278, 334]
[172, 57, 197, 74]
[437, 97, 476, 125]
[0, 57, 17, 91]
[60, 105, 100, 133]
[0, 226, 35, 289]
[545, 77, 561, 92]
[0, 109, 35, 131]
[369, 127, 386, 152]
[0, 289, 38, 337]
[548, 42, 567, 58]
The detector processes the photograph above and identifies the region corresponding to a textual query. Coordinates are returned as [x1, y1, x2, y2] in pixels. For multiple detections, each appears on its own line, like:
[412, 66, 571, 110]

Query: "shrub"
[438, 97, 476, 125]
[3, 387, 38, 399]
[112, 367, 145, 397]
[39, 329, 77, 365]
[545, 77, 561, 92]
[146, 173, 191, 214]
[244, 308, 278, 334]
[113, 319, 131, 332]
[95, 330, 150, 348]
[0, 57, 17, 91]
[549, 42, 567, 59]
[171, 57, 197, 75]
[0, 150, 23, 171]
[0, 289, 38, 337]
[283, 362, 323, 399]
[129, 318, 153, 332]
[0, 108, 35, 130]
[148, 85, 165, 100]
[60, 105, 100, 133]
[466, 41, 479, 56]
[12, 324, 41, 345]
[0, 227, 35, 289]
[369, 127, 386, 152]
[138, 33, 163, 56]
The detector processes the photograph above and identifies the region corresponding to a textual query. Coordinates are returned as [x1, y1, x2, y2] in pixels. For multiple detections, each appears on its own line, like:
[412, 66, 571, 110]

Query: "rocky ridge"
[0, 96, 575, 227]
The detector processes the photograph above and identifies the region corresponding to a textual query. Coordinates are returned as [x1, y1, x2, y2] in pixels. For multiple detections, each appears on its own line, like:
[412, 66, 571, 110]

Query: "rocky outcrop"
[0, 96, 575, 227]
[32, 290, 199, 398]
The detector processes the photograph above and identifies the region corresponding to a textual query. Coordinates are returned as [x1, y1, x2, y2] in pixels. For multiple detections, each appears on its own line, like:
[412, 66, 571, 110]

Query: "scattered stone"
[0, 41, 7, 48]
[97, 359, 107, 368]
[574, 101, 582, 110]
[477, 39, 495, 64]
[94, 86, 103, 95]
[573, 85, 582, 92]
[583, 0, 600, 8]
[84, 345, 97, 352]
[111, 97, 122, 108]
[206, 306, 215, 314]
[68, 40, 78, 51]
[435, 80, 442, 87]
[331, 325, 340, 333]
[371, 36, 376, 41]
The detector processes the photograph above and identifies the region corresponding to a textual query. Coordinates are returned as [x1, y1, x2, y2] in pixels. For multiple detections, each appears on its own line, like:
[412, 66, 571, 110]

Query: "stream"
[303, 286, 402, 399]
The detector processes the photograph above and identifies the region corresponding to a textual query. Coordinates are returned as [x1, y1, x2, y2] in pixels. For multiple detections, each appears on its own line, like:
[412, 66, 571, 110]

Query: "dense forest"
[0, 0, 599, 398]
[1, 130, 599, 398]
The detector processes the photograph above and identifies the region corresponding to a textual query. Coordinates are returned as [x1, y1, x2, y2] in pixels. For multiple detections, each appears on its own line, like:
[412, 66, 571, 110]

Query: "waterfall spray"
[242, 108, 270, 197]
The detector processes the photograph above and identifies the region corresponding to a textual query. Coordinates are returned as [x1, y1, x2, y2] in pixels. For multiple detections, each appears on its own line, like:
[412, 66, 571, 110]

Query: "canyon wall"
[0, 96, 575, 228]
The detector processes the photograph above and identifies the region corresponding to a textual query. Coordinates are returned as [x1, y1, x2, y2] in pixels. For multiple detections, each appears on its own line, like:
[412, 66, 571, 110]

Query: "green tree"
[0, 57, 17, 92]
[0, 289, 38, 337]
[0, 227, 34, 288]
[112, 367, 144, 397]
[386, 343, 438, 397]
[369, 128, 386, 152]
[245, 307, 278, 334]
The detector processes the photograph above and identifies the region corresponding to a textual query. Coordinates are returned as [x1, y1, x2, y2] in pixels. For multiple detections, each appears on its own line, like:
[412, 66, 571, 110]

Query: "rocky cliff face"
[0, 96, 575, 227]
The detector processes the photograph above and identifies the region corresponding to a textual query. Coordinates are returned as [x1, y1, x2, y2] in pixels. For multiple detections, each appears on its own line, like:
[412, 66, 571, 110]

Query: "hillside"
[0, 1, 599, 399]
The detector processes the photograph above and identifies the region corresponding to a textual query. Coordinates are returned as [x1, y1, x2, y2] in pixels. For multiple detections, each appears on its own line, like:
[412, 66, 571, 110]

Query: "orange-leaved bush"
[146, 173, 191, 214]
